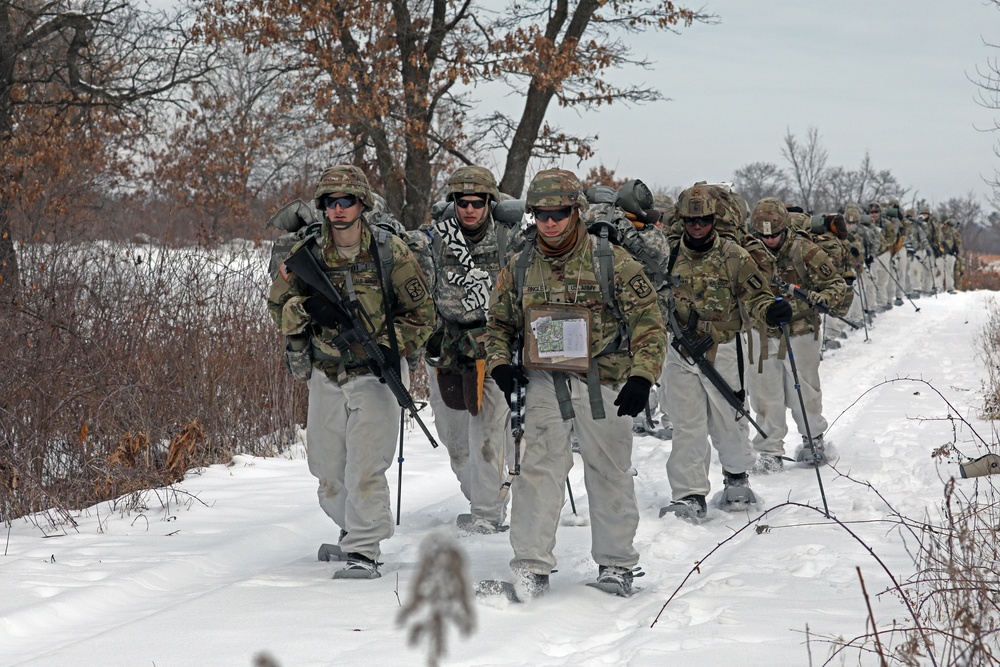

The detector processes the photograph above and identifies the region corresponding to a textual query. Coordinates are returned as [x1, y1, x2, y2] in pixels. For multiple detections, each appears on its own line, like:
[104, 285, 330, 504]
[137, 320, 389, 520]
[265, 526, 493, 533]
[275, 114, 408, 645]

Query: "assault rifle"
[283, 243, 439, 449]
[666, 294, 767, 439]
[771, 275, 863, 330]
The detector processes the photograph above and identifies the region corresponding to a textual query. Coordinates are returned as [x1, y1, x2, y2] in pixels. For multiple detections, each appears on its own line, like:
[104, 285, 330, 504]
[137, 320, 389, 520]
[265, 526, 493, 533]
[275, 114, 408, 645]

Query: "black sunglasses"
[681, 216, 713, 229]
[757, 231, 783, 240]
[533, 207, 573, 222]
[455, 198, 487, 210]
[324, 194, 359, 210]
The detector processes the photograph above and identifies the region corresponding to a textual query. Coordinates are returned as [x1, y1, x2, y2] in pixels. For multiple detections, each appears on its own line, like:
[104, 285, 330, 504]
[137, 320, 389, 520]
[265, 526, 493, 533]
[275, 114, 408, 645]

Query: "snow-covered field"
[1, 290, 995, 666]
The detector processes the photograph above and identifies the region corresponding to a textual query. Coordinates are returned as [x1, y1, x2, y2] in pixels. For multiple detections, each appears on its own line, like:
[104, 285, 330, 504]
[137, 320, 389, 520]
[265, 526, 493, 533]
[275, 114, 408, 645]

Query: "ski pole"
[854, 278, 869, 342]
[566, 477, 577, 515]
[875, 255, 920, 312]
[395, 409, 405, 525]
[857, 267, 874, 332]
[779, 319, 830, 518]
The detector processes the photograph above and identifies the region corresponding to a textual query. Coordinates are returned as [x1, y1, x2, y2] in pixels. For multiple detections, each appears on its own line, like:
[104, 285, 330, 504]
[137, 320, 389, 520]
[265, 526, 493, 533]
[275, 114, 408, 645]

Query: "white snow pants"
[307, 362, 408, 561]
[664, 338, 757, 500]
[748, 333, 828, 458]
[510, 370, 639, 575]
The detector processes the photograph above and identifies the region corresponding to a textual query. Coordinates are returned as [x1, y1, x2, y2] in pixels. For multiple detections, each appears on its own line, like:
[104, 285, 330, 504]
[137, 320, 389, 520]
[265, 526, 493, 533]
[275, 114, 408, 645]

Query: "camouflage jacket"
[268, 219, 436, 382]
[666, 232, 774, 354]
[941, 225, 962, 255]
[426, 216, 506, 369]
[484, 225, 667, 386]
[749, 231, 847, 337]
[813, 230, 855, 316]
[856, 221, 882, 261]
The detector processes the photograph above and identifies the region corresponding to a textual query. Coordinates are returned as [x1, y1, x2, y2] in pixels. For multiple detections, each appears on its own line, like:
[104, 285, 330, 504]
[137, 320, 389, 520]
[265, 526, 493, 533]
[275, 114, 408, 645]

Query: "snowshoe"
[477, 572, 549, 602]
[586, 565, 643, 598]
[719, 471, 757, 511]
[894, 297, 904, 306]
[795, 434, 829, 467]
[824, 340, 841, 350]
[960, 453, 1000, 478]
[332, 553, 381, 580]
[750, 454, 785, 475]
[457, 513, 508, 534]
[659, 494, 707, 521]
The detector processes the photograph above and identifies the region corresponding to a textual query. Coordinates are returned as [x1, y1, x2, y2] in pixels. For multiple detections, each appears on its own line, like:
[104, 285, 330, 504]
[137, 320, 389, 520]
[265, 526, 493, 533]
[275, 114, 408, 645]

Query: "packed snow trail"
[0, 291, 993, 666]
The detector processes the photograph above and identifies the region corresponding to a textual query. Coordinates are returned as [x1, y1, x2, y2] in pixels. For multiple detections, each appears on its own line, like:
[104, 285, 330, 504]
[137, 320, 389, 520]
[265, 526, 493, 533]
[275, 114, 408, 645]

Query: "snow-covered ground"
[1, 290, 995, 666]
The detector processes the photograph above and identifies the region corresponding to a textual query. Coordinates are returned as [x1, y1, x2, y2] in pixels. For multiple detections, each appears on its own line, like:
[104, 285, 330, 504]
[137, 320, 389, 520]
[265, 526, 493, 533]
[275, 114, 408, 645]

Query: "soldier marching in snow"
[484, 168, 666, 599]
[267, 165, 435, 580]
[424, 165, 515, 534]
[744, 198, 847, 471]
[658, 184, 786, 520]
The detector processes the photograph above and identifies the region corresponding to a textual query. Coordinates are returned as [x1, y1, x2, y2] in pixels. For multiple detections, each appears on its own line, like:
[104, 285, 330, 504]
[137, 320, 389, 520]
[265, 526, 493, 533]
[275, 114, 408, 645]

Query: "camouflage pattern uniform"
[745, 198, 847, 464]
[941, 218, 960, 293]
[268, 165, 435, 565]
[868, 202, 895, 310]
[484, 169, 666, 581]
[854, 206, 882, 320]
[811, 214, 855, 346]
[929, 213, 947, 294]
[663, 185, 776, 502]
[842, 205, 869, 330]
[424, 166, 513, 531]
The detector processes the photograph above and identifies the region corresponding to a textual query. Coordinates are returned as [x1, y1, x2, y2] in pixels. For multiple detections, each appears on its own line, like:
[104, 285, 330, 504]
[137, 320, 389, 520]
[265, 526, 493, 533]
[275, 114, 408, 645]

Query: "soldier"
[854, 203, 882, 321]
[914, 205, 937, 294]
[812, 213, 854, 350]
[939, 216, 961, 293]
[885, 199, 907, 306]
[659, 184, 786, 518]
[745, 198, 847, 471]
[842, 205, 869, 329]
[268, 165, 435, 579]
[484, 168, 666, 599]
[425, 165, 514, 534]
[868, 202, 894, 311]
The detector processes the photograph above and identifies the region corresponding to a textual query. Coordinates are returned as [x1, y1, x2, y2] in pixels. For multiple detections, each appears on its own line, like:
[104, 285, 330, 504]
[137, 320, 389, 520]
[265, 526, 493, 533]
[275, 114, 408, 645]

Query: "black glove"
[850, 246, 860, 257]
[765, 298, 793, 327]
[490, 364, 528, 407]
[864, 256, 874, 268]
[845, 277, 855, 287]
[614, 376, 651, 418]
[304, 295, 341, 328]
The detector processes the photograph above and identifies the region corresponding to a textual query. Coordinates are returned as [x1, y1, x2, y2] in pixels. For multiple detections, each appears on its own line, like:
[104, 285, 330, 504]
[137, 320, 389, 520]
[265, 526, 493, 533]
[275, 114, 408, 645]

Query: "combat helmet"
[526, 168, 587, 209]
[844, 202, 862, 224]
[314, 165, 375, 210]
[749, 197, 790, 236]
[675, 183, 719, 219]
[445, 165, 500, 202]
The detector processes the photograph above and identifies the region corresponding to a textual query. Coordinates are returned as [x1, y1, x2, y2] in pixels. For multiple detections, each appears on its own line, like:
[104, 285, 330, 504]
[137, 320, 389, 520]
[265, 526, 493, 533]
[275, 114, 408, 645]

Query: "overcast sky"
[479, 0, 1000, 208]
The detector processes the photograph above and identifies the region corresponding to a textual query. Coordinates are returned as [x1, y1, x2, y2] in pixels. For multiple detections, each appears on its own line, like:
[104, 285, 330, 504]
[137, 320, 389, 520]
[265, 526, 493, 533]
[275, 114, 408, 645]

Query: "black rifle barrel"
[283, 245, 439, 448]
[666, 297, 767, 440]
[771, 275, 862, 330]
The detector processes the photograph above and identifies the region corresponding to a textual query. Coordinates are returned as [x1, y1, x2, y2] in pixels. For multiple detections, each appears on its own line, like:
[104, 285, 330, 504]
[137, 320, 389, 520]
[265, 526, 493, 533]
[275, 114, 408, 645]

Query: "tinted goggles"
[323, 194, 359, 210]
[455, 198, 487, 210]
[532, 207, 573, 222]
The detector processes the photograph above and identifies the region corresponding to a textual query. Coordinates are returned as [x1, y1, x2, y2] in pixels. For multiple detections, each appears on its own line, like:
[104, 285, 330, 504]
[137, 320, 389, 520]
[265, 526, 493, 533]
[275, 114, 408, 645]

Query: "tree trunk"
[499, 85, 556, 198]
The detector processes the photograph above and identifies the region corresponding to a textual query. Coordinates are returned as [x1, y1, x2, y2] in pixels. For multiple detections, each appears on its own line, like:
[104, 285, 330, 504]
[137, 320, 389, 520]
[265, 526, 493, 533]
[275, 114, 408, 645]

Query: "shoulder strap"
[591, 224, 630, 351]
[369, 228, 401, 369]
[790, 236, 808, 282]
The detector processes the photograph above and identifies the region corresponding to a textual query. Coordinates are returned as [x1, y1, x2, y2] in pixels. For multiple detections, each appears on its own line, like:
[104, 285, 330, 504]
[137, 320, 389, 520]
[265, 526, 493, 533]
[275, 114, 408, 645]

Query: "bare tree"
[196, 0, 709, 229]
[780, 126, 828, 211]
[731, 161, 790, 209]
[0, 0, 215, 298]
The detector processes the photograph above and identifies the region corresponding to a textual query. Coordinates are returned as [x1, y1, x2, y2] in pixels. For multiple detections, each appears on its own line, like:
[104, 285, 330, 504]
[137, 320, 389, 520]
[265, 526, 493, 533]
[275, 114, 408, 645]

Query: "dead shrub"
[1, 239, 307, 523]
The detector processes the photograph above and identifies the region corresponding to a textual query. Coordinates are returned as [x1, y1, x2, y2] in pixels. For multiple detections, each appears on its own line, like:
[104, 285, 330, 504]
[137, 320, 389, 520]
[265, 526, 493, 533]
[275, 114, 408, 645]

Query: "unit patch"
[405, 277, 426, 301]
[629, 274, 653, 299]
